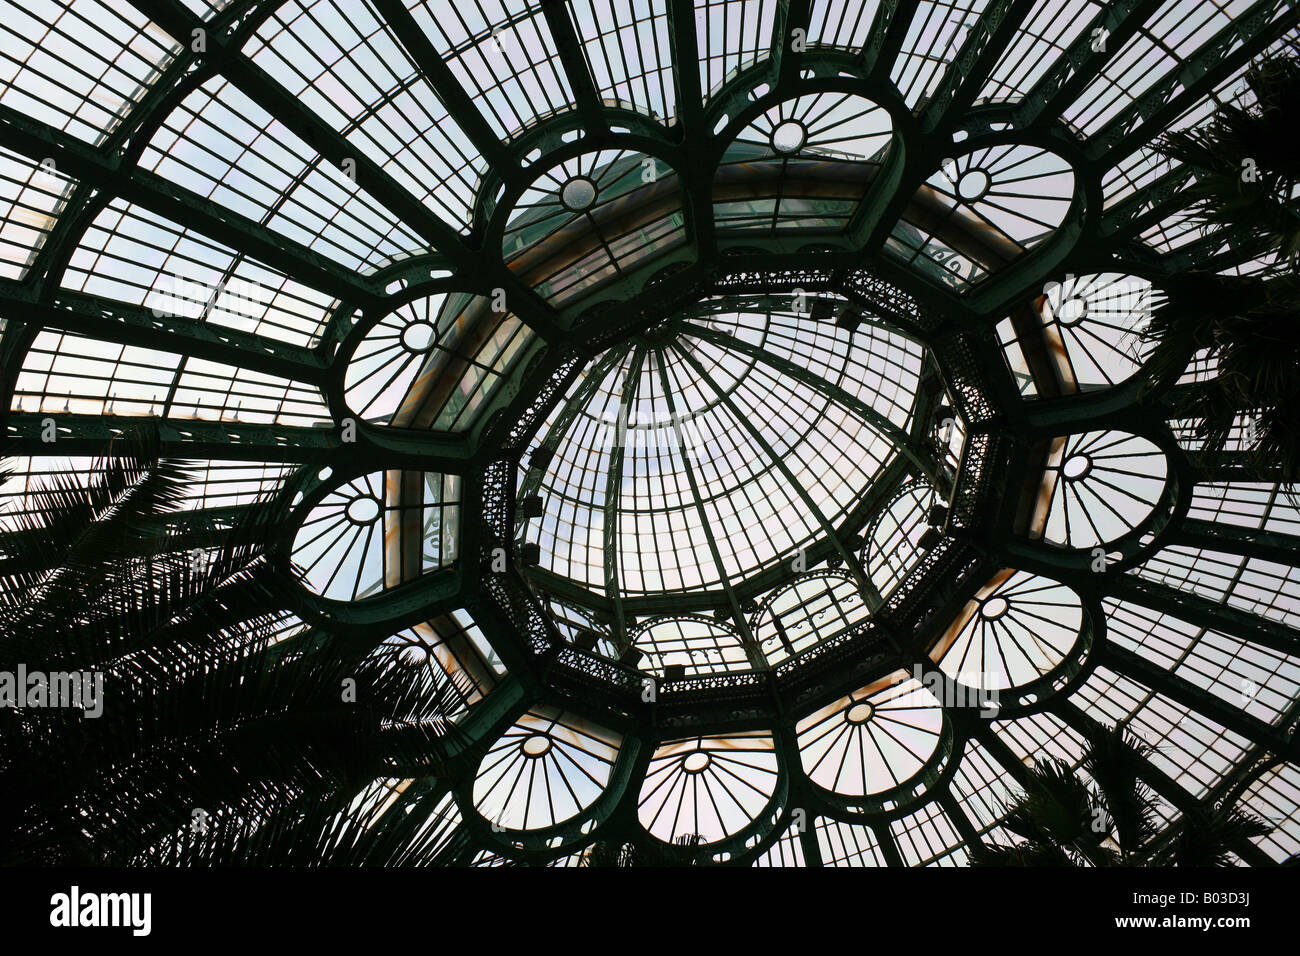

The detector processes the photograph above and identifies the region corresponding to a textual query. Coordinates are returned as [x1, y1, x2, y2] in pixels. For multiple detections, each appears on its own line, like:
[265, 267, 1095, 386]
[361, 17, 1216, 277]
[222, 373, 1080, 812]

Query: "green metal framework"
[1, 0, 1298, 866]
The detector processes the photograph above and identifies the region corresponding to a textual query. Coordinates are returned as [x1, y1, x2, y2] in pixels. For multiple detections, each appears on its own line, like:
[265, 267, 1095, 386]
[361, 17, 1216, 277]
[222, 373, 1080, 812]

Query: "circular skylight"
[399, 320, 436, 353]
[560, 177, 597, 211]
[771, 119, 807, 154]
[956, 168, 991, 201]
[2, 0, 1295, 872]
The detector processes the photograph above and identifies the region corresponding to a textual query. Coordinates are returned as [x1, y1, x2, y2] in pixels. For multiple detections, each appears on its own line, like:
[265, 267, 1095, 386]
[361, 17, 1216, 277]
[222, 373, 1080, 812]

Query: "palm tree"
[1142, 49, 1300, 482]
[972, 725, 1269, 866]
[1156, 49, 1300, 271]
[1141, 269, 1300, 481]
[0, 432, 462, 865]
[1146, 805, 1272, 867]
[580, 833, 703, 866]
[581, 840, 644, 866]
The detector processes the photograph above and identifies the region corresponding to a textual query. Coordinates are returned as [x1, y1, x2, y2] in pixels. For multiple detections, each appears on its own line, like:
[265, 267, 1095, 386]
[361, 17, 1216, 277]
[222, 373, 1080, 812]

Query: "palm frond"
[1081, 726, 1161, 858]
[1157, 805, 1274, 867]
[0, 435, 466, 867]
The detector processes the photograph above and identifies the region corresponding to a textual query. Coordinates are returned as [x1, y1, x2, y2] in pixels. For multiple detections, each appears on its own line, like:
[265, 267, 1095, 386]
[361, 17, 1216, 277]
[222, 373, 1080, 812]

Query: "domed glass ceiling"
[520, 303, 924, 595]
[1, 0, 1298, 868]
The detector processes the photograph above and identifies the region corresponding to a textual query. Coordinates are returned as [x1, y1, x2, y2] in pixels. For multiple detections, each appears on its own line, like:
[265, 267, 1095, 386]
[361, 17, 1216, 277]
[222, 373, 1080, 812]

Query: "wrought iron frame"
[1, 0, 1297, 867]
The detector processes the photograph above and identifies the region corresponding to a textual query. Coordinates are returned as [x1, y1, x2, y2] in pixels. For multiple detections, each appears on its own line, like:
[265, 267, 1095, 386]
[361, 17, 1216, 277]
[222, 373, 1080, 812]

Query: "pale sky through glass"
[1, 0, 1297, 864]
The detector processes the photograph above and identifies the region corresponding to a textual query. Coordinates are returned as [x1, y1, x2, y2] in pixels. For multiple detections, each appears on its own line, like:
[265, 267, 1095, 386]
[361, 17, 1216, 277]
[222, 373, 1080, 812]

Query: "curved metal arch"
[454, 715, 644, 857]
[922, 569, 1104, 720]
[631, 727, 793, 860]
[481, 133, 693, 257]
[1002, 419, 1193, 576]
[2, 1, 1300, 868]
[788, 673, 960, 822]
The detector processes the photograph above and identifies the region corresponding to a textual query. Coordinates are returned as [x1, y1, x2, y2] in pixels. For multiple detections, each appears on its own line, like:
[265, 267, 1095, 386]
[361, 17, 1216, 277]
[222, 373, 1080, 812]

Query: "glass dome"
[1, 0, 1298, 870]
[520, 300, 926, 595]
